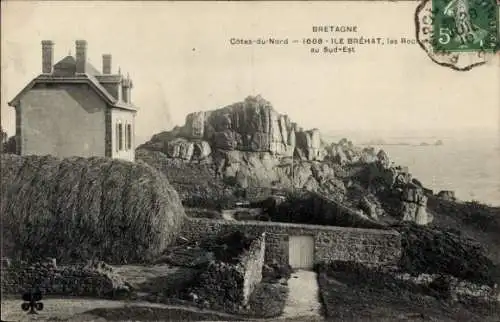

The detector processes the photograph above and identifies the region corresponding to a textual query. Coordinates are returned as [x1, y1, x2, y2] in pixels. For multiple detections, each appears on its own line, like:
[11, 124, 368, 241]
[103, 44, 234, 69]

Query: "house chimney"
[75, 40, 87, 74]
[102, 54, 112, 74]
[122, 73, 133, 103]
[41, 40, 54, 74]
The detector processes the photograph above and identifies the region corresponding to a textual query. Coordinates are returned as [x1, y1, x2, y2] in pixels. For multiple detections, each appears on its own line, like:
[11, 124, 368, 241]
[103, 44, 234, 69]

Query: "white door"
[289, 235, 314, 269]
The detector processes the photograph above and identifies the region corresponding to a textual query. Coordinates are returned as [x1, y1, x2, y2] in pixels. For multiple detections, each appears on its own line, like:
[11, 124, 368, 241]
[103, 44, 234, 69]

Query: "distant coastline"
[359, 139, 444, 147]
[324, 135, 500, 206]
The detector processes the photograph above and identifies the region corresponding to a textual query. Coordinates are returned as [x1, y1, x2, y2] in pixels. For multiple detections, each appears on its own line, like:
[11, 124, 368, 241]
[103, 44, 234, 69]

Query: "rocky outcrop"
[213, 150, 345, 200]
[137, 95, 432, 226]
[141, 96, 338, 162]
[400, 187, 430, 225]
[325, 140, 379, 165]
[359, 196, 379, 220]
[377, 149, 391, 169]
[178, 96, 297, 157]
[295, 128, 325, 161]
[166, 138, 211, 160]
[437, 190, 456, 201]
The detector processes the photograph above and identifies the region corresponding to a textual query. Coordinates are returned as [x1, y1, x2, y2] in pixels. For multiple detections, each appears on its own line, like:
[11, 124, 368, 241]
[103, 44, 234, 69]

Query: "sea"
[325, 133, 500, 207]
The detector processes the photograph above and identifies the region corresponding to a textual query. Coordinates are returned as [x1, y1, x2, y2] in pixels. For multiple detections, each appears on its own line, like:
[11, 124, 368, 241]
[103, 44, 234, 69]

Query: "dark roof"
[85, 61, 102, 76]
[8, 74, 137, 111]
[54, 55, 76, 69]
[53, 55, 101, 76]
[9, 56, 137, 111]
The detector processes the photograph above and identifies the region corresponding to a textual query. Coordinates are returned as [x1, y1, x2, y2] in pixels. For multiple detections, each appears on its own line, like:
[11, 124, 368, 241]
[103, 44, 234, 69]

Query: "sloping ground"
[393, 222, 500, 286]
[265, 189, 386, 229]
[135, 149, 237, 209]
[0, 154, 186, 264]
[427, 197, 500, 264]
[317, 262, 500, 322]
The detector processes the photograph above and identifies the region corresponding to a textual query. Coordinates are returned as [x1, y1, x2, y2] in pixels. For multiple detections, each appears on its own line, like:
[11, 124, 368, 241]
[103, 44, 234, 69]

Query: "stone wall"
[182, 218, 401, 267]
[195, 233, 265, 308]
[242, 233, 265, 303]
[1, 259, 130, 298]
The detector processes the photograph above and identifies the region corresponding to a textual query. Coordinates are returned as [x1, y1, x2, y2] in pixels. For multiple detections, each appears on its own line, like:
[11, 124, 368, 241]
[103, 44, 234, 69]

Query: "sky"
[1, 1, 499, 145]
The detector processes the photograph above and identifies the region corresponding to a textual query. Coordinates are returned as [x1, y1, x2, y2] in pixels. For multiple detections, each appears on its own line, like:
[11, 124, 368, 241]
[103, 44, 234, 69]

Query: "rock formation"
[400, 186, 430, 225]
[137, 95, 431, 226]
[437, 190, 456, 201]
[144, 96, 333, 162]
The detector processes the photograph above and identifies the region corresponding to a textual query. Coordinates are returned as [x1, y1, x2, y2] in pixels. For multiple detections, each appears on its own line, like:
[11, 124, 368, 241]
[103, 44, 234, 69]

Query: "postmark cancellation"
[416, 0, 499, 70]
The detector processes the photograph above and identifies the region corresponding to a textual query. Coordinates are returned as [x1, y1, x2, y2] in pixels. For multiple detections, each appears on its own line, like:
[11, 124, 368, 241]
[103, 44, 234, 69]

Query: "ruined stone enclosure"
[182, 218, 402, 270]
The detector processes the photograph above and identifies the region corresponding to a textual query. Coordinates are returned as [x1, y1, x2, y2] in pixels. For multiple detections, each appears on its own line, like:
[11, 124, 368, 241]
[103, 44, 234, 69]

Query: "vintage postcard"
[1, 0, 499, 321]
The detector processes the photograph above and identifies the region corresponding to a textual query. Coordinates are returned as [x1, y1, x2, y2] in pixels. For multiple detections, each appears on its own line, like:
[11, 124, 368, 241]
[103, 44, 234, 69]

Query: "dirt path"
[282, 270, 322, 319]
[0, 298, 250, 321]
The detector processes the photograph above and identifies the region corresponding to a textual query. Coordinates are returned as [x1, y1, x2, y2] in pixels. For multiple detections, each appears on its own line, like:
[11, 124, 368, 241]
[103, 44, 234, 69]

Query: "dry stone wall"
[1, 259, 130, 298]
[195, 233, 265, 308]
[182, 218, 401, 267]
[242, 234, 265, 303]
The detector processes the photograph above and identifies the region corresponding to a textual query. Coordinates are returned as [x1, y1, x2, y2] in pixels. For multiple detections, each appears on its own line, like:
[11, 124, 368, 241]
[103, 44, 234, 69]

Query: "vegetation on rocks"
[428, 196, 500, 264]
[317, 261, 500, 321]
[0, 154, 186, 264]
[393, 222, 500, 287]
[263, 189, 387, 229]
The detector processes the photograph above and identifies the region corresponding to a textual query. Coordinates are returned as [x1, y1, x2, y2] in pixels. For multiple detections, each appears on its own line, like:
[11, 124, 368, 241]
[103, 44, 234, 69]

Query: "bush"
[262, 262, 292, 282]
[245, 282, 288, 318]
[0, 154, 186, 264]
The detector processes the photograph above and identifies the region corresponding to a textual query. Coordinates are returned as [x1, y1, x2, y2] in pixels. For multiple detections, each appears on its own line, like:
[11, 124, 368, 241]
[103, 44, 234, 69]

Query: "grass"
[0, 154, 186, 264]
[317, 263, 500, 322]
[393, 222, 500, 287]
[427, 196, 500, 264]
[266, 189, 386, 229]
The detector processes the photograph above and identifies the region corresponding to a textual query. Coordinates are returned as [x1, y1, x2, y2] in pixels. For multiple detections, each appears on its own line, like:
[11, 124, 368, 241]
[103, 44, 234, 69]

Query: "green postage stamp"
[432, 0, 499, 52]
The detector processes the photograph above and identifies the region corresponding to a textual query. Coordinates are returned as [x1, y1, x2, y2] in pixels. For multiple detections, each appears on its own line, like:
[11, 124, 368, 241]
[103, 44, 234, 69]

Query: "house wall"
[18, 84, 106, 158]
[183, 218, 402, 266]
[111, 109, 135, 162]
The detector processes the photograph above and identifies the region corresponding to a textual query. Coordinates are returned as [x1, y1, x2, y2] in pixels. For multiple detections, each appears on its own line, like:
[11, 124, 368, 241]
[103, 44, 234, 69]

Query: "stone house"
[8, 40, 137, 161]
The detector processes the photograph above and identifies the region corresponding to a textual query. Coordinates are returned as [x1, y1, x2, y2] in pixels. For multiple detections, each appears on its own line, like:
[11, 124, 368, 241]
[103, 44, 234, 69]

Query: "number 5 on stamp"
[432, 0, 498, 52]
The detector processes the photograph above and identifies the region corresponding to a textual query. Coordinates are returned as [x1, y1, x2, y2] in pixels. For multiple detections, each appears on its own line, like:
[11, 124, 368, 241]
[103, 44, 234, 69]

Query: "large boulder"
[437, 190, 456, 201]
[184, 111, 206, 139]
[138, 96, 335, 162]
[295, 128, 324, 161]
[400, 186, 431, 225]
[166, 138, 211, 160]
[377, 149, 391, 169]
[166, 138, 194, 160]
[181, 96, 298, 156]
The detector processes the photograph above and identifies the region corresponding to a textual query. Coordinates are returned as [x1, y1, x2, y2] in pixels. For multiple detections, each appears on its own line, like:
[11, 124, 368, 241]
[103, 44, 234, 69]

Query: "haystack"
[0, 154, 186, 264]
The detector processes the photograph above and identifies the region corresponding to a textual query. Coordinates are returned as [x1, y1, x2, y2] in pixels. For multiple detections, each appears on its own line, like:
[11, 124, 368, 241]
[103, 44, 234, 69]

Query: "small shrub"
[245, 282, 288, 318]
